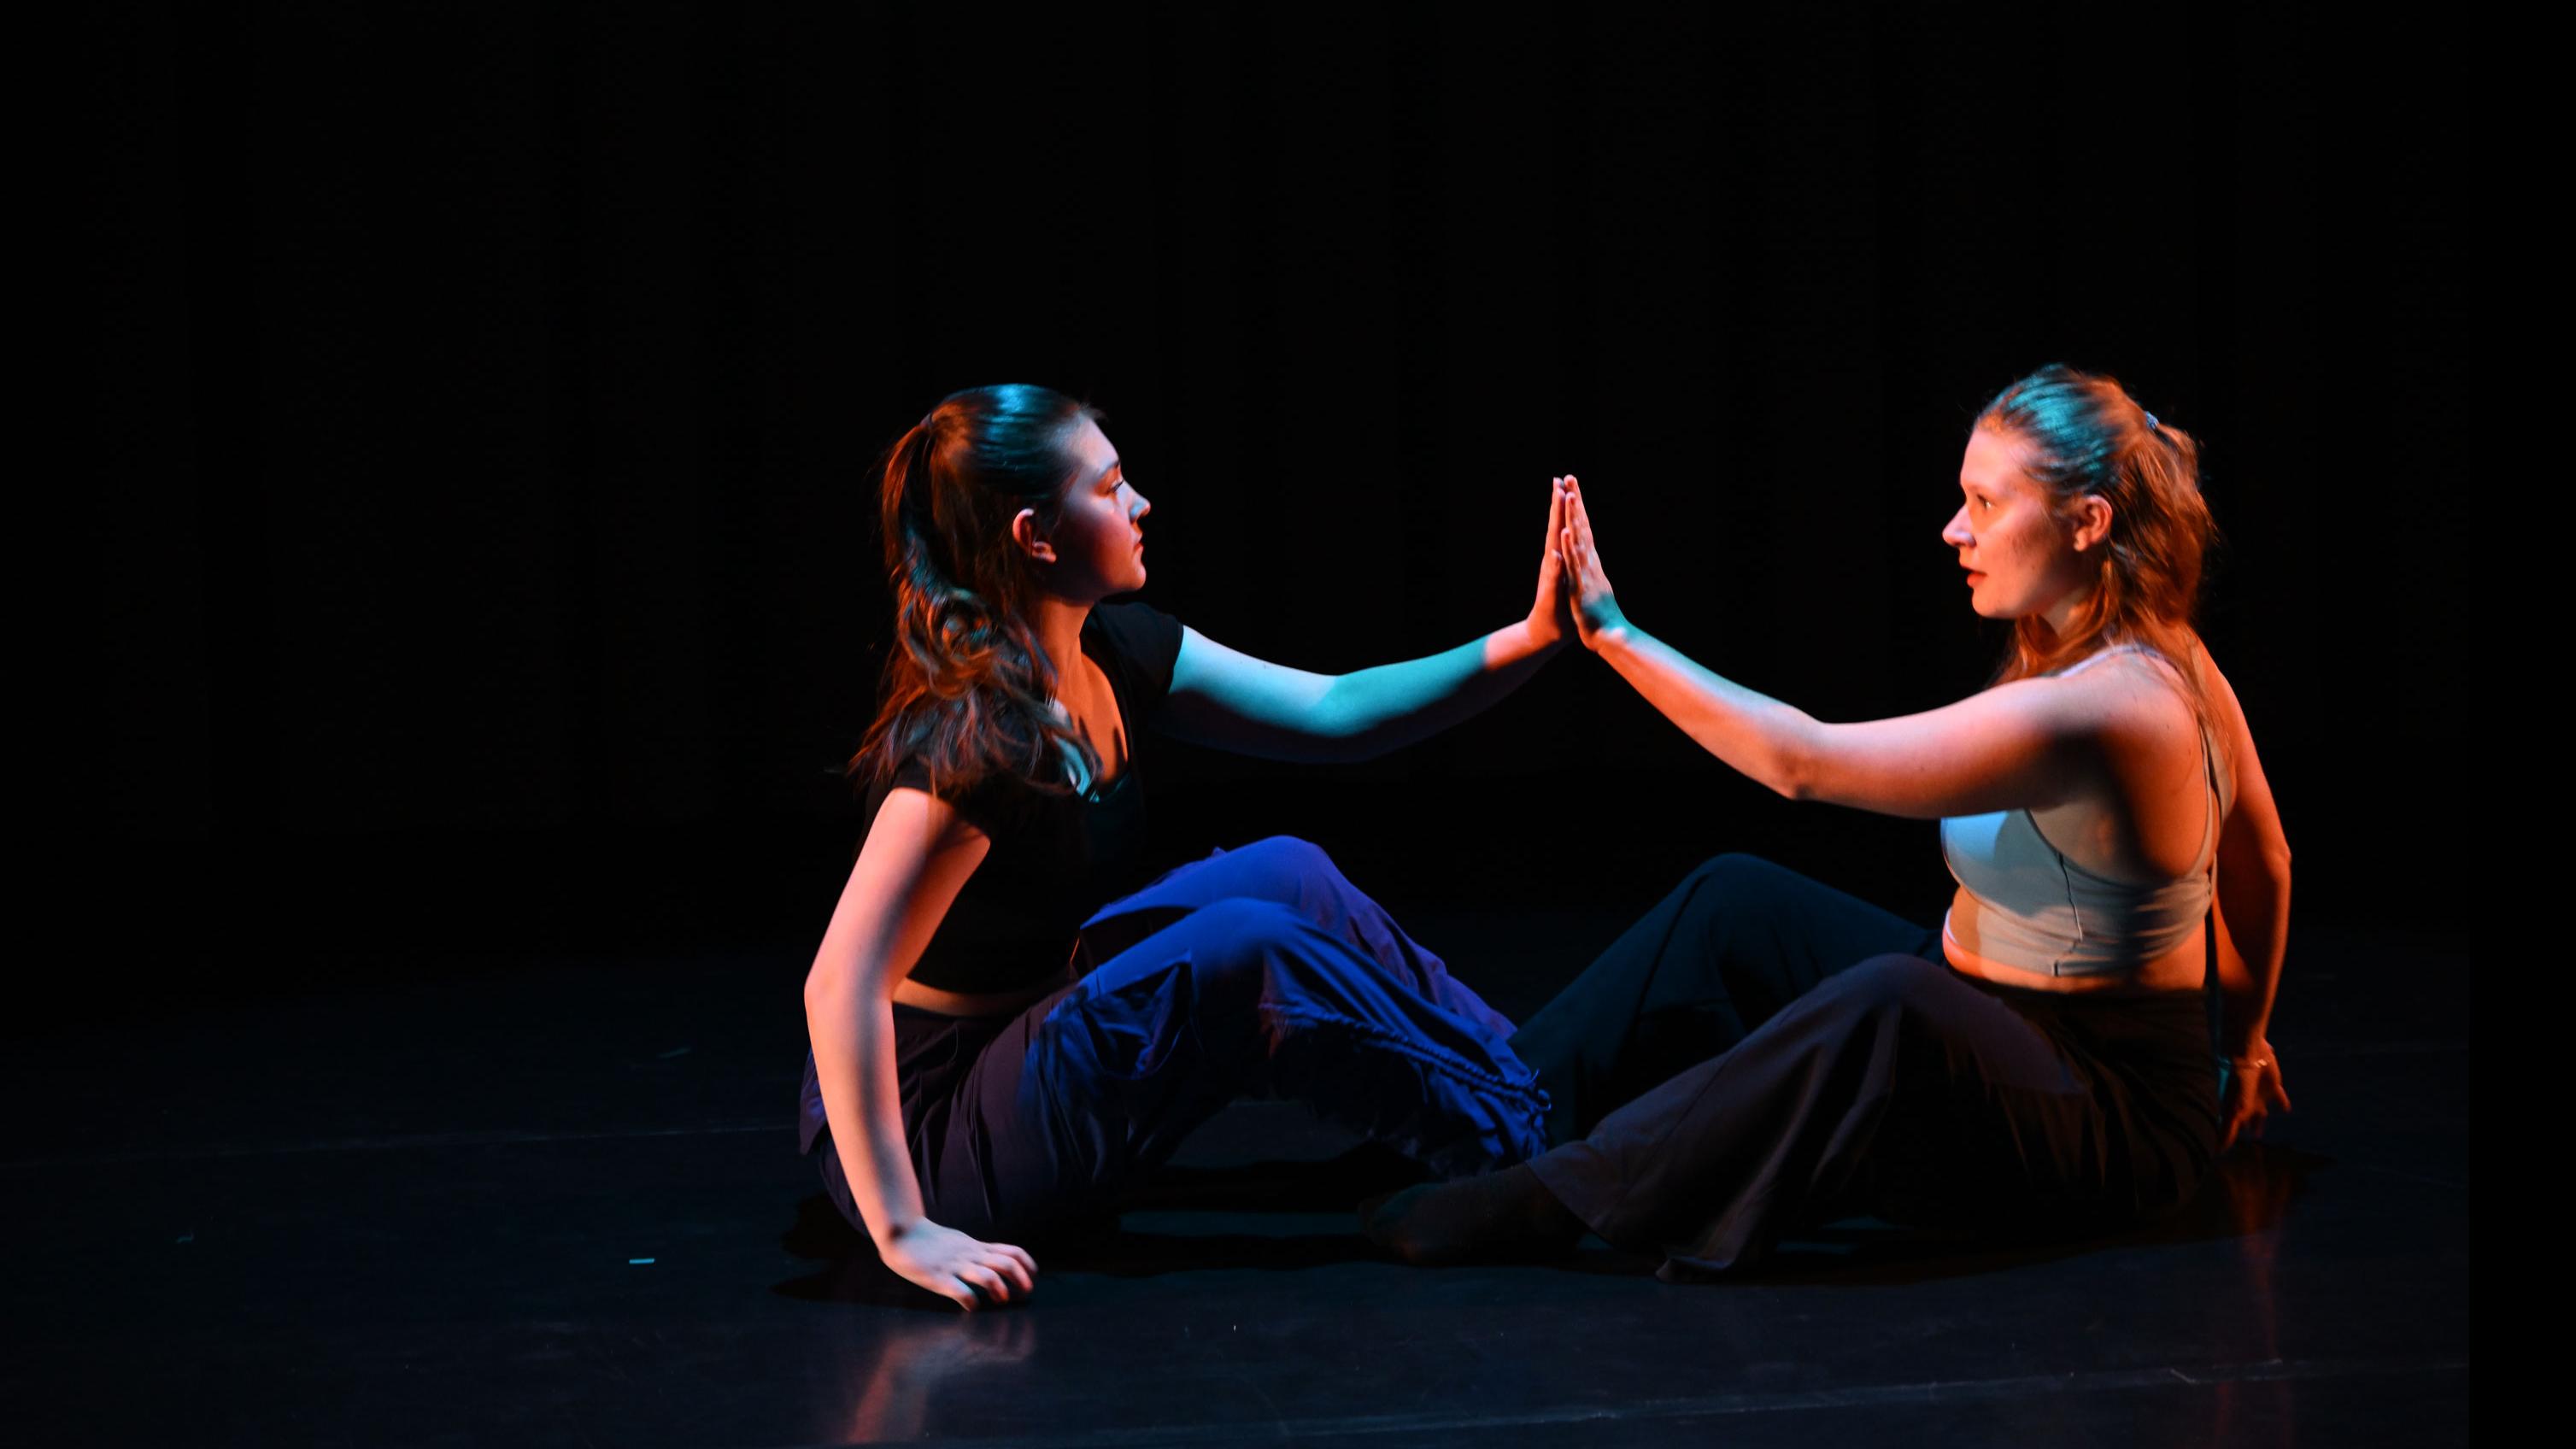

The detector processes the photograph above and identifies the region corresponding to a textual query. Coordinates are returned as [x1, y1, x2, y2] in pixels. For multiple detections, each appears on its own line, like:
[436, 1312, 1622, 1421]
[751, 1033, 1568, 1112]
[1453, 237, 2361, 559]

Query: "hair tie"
[2142, 410, 2161, 431]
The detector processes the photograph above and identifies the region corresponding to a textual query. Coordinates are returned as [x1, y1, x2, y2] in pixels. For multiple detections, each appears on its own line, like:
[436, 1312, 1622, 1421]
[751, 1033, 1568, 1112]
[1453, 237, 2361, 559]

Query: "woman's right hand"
[1557, 478, 1630, 650]
[878, 1219, 1038, 1310]
[2219, 1038, 2292, 1153]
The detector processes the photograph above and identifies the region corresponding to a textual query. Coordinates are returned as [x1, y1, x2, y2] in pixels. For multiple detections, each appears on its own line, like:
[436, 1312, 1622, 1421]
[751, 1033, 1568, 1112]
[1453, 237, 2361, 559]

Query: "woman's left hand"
[2220, 1036, 2291, 1151]
[1525, 476, 1577, 648]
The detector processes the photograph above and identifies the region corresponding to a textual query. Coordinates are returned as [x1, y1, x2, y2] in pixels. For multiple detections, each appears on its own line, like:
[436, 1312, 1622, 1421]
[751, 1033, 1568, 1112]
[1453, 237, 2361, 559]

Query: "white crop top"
[1939, 647, 2231, 979]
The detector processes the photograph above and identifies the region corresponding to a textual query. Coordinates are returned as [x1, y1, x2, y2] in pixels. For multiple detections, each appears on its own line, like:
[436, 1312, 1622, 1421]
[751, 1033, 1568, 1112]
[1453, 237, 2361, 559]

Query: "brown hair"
[1976, 364, 2220, 724]
[850, 384, 1102, 802]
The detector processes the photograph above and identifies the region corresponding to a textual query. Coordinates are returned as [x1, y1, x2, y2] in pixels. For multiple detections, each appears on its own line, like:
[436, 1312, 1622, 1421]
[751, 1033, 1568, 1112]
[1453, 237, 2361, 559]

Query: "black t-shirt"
[860, 601, 1186, 996]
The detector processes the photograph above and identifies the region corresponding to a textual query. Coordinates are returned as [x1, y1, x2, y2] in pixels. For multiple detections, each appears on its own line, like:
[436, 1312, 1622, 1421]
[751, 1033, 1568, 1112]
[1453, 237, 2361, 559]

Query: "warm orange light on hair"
[1980, 365, 2221, 735]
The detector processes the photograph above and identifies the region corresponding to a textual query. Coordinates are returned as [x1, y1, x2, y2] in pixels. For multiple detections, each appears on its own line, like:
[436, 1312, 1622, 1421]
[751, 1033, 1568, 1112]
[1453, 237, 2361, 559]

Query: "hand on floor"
[880, 1220, 1037, 1310]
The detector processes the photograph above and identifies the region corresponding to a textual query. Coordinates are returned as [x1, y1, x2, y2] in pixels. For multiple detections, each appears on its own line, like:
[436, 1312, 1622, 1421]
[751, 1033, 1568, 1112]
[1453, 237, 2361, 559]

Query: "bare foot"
[1358, 1164, 1584, 1264]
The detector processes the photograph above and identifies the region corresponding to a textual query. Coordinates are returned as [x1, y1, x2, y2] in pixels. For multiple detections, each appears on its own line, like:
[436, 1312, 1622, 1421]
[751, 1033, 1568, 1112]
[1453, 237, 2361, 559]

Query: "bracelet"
[2217, 1053, 2273, 1071]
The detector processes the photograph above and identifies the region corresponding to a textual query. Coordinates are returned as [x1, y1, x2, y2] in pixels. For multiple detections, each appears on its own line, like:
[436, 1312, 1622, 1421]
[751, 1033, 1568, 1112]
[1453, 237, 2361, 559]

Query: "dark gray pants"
[1507, 855, 2220, 1277]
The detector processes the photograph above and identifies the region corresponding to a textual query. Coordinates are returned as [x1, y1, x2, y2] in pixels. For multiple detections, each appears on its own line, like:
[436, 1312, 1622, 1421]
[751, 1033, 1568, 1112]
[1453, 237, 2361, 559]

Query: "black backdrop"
[81, 5, 2464, 995]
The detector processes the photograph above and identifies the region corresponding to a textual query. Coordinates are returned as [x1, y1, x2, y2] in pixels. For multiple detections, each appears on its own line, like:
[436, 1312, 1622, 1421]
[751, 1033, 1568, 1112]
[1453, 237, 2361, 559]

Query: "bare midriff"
[891, 972, 1072, 1019]
[1939, 886, 2207, 996]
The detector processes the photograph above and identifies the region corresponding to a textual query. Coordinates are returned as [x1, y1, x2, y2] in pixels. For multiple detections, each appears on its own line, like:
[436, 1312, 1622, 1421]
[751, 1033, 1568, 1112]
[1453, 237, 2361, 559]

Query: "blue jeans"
[801, 836, 1551, 1240]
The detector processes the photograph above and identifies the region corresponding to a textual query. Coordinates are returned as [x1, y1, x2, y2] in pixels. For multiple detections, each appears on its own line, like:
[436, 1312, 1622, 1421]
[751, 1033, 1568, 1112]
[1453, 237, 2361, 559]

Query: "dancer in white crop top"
[1371, 366, 2296, 1275]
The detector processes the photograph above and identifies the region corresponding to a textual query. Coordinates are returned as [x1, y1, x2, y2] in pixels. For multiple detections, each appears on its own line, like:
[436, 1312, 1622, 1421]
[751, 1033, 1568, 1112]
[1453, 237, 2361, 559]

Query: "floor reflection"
[838, 1308, 1040, 1444]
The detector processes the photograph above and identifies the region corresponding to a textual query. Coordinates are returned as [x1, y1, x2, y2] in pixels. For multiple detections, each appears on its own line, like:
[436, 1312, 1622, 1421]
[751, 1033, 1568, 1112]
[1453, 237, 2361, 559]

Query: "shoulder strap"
[2054, 642, 2151, 678]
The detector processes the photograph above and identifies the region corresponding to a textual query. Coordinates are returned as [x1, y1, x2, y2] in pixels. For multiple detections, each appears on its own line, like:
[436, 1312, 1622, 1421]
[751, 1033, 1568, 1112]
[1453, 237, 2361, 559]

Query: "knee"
[1229, 834, 1341, 883]
[1682, 852, 1786, 898]
[1669, 853, 1792, 933]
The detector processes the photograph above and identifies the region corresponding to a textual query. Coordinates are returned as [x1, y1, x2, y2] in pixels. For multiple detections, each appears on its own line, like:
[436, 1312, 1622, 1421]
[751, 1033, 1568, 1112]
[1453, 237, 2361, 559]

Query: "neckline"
[1069, 613, 1132, 798]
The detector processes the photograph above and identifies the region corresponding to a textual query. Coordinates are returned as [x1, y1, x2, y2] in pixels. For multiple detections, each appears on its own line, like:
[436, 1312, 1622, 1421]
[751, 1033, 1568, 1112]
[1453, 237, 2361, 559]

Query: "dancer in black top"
[803, 384, 1582, 1309]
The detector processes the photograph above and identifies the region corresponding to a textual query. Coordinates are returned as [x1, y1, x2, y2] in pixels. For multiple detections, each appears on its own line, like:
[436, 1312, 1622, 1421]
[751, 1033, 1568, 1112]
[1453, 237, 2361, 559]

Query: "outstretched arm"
[1555, 478, 2104, 818]
[1155, 478, 1576, 763]
[803, 789, 1036, 1309]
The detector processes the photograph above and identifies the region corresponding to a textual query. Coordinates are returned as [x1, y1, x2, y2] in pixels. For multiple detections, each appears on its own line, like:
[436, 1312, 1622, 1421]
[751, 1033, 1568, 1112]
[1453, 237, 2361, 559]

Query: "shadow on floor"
[772, 1140, 2327, 1305]
[772, 1142, 1429, 1306]
[1744, 1141, 2333, 1286]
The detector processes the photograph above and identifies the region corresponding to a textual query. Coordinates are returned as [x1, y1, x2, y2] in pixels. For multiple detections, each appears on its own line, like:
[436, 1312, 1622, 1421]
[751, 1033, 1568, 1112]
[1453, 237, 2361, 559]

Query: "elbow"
[1768, 736, 1822, 802]
[801, 960, 838, 1019]
[803, 954, 869, 1018]
[809, 948, 903, 1018]
[1306, 691, 1379, 763]
[1299, 702, 1381, 764]
[2257, 827, 2292, 884]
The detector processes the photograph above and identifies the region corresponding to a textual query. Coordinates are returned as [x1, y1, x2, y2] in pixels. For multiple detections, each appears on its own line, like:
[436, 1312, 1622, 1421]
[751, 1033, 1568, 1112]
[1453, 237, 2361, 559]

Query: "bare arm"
[1154, 478, 1575, 762]
[1159, 623, 1562, 763]
[2202, 657, 2295, 1147]
[1590, 628, 2110, 816]
[1558, 479, 2099, 818]
[2206, 660, 2293, 1041]
[801, 788, 1034, 1308]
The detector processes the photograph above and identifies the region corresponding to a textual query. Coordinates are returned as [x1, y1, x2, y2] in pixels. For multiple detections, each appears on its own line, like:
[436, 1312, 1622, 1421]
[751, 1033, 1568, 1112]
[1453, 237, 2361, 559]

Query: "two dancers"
[801, 367, 2291, 1307]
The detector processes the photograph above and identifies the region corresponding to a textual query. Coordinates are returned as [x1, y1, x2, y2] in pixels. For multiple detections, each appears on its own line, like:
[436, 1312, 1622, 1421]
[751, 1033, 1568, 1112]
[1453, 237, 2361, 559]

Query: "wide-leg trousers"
[1506, 854, 2221, 1278]
[801, 836, 1551, 1241]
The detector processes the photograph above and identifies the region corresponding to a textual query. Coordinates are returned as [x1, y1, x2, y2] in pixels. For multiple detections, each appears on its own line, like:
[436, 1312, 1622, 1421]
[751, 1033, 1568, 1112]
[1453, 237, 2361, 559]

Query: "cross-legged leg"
[918, 895, 1555, 1241]
[1507, 854, 1936, 1145]
[1079, 835, 1519, 1044]
[1378, 952, 2214, 1276]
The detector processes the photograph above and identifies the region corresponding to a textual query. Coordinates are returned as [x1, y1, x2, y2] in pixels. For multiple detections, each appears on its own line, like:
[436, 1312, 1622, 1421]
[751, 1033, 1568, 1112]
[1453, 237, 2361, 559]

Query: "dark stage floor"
[8, 906, 2468, 1446]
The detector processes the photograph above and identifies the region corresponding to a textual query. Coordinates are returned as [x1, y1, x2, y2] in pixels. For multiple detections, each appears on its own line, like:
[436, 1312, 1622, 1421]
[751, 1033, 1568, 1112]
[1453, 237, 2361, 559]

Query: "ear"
[1010, 507, 1057, 564]
[2068, 494, 2113, 554]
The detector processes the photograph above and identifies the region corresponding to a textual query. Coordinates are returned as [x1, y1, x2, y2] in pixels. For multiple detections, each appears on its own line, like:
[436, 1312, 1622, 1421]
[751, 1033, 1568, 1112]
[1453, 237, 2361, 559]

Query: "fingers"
[956, 1245, 1037, 1308]
[2219, 1076, 2257, 1151]
[959, 1263, 1011, 1305]
[944, 1264, 1009, 1310]
[1564, 486, 1593, 566]
[1542, 478, 1570, 587]
[993, 1247, 1037, 1297]
[2224, 1099, 2262, 1151]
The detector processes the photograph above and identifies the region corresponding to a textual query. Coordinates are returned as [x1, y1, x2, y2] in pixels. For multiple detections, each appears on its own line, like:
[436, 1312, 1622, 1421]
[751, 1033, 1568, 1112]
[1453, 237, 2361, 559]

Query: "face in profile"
[1942, 425, 2098, 624]
[1036, 416, 1153, 601]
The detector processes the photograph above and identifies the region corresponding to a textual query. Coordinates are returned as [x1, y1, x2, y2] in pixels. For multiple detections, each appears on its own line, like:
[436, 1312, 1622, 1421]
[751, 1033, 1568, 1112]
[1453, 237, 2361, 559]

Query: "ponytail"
[851, 387, 1103, 801]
